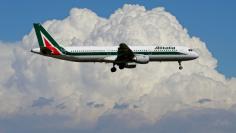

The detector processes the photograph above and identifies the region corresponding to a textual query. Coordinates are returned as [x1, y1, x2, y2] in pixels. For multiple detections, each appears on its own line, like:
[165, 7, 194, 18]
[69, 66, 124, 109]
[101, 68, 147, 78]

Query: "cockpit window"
[188, 49, 193, 52]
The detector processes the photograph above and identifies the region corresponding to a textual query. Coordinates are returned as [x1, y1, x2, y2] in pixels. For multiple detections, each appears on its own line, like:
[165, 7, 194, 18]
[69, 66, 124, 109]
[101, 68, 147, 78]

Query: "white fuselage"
[32, 45, 198, 63]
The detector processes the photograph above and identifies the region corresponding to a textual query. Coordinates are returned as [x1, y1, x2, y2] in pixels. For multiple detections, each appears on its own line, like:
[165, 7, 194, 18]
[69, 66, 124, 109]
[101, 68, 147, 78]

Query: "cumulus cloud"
[0, 4, 236, 131]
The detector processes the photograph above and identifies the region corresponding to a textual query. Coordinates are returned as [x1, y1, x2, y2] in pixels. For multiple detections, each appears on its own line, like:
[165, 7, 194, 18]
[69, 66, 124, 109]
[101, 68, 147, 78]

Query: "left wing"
[116, 43, 134, 62]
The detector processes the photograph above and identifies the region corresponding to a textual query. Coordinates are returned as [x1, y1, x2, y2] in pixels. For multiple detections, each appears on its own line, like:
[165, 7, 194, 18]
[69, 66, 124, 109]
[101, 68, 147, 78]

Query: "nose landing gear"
[178, 61, 183, 70]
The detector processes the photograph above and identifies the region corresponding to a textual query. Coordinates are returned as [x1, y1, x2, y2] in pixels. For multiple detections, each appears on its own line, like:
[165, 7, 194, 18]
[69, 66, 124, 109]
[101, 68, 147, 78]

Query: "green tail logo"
[33, 23, 66, 55]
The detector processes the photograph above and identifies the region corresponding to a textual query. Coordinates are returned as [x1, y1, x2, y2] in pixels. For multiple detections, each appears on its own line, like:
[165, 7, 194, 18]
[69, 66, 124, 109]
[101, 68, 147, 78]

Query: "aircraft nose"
[193, 52, 199, 59]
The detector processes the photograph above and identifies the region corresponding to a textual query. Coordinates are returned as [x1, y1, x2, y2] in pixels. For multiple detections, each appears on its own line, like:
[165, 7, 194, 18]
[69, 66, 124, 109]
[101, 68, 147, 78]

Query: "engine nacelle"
[134, 55, 149, 64]
[124, 62, 136, 68]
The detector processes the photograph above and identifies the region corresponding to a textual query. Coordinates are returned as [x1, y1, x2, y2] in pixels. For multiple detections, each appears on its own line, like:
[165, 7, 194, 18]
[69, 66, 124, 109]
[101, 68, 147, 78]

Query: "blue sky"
[0, 0, 235, 77]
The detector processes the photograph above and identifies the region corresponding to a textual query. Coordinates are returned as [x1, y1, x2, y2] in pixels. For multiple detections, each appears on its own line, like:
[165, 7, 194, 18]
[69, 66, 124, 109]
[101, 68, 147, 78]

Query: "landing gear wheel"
[179, 66, 183, 70]
[111, 67, 116, 72]
[119, 65, 125, 70]
[178, 61, 183, 70]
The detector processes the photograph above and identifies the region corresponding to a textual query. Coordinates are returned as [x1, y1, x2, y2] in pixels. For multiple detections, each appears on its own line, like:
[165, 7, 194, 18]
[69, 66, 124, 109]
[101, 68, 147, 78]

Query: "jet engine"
[124, 62, 136, 68]
[134, 55, 149, 64]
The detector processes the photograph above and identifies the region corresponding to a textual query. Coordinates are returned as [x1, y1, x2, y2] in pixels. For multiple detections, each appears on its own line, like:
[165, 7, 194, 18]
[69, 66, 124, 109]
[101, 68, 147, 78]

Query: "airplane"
[31, 23, 199, 72]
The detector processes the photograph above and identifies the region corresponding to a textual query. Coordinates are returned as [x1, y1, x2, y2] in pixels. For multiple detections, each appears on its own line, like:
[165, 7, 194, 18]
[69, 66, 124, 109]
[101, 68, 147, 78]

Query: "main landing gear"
[178, 61, 183, 70]
[118, 64, 125, 70]
[111, 67, 117, 72]
[111, 63, 117, 72]
[111, 63, 125, 72]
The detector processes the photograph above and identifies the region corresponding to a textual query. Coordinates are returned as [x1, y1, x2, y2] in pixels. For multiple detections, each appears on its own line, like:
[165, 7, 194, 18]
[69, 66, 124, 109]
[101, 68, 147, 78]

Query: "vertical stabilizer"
[33, 23, 66, 55]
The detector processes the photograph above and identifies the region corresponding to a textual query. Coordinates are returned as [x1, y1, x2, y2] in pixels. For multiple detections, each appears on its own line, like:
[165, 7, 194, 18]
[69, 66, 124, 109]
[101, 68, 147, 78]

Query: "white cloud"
[0, 4, 235, 129]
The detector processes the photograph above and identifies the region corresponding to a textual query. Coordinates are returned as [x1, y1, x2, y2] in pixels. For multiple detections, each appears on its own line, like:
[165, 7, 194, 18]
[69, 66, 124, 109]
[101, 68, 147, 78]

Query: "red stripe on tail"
[43, 37, 61, 55]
